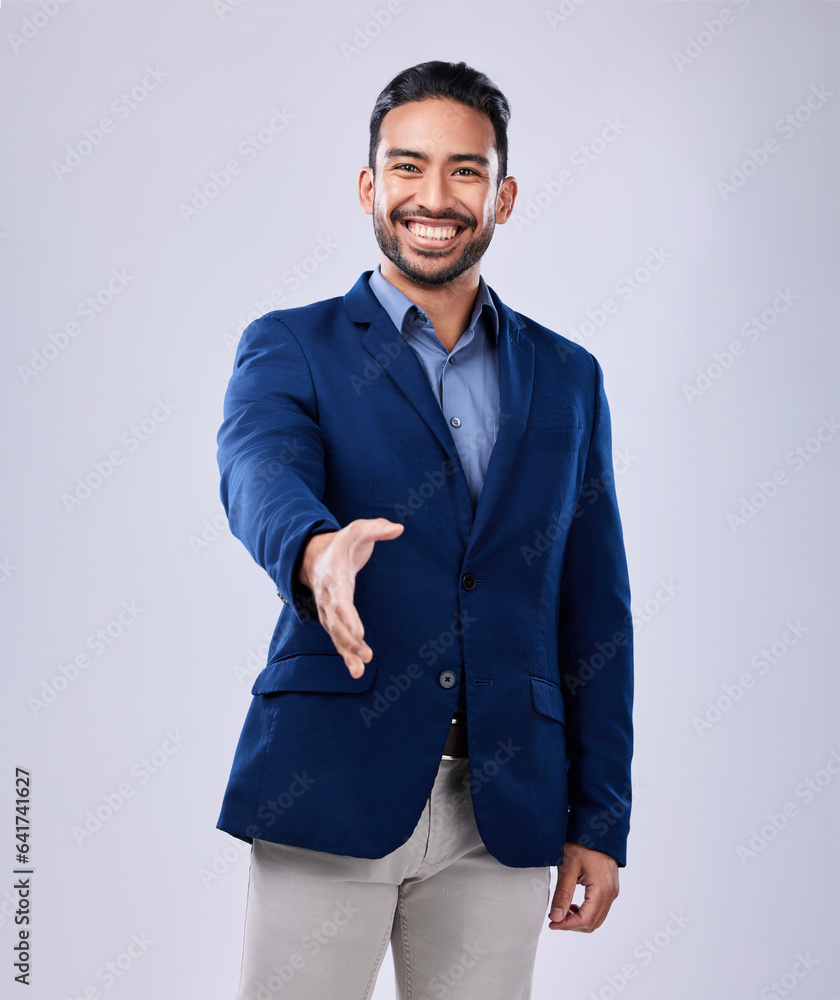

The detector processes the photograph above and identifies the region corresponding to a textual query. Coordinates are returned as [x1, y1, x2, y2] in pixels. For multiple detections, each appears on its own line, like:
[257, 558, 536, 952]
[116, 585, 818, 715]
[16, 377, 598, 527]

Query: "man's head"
[359, 61, 517, 287]
[368, 61, 511, 184]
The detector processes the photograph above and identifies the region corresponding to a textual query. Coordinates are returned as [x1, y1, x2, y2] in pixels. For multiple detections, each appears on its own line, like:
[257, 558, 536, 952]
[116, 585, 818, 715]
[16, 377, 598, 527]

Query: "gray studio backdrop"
[1, 1, 837, 998]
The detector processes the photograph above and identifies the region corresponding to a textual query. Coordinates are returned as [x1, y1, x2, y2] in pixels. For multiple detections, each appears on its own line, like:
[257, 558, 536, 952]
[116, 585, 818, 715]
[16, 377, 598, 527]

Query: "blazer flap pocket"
[526, 427, 582, 452]
[252, 653, 379, 695]
[530, 676, 566, 724]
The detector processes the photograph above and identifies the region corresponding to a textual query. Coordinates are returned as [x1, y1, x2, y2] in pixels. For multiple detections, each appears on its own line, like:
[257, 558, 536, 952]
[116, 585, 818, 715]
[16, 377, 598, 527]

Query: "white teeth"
[406, 222, 459, 240]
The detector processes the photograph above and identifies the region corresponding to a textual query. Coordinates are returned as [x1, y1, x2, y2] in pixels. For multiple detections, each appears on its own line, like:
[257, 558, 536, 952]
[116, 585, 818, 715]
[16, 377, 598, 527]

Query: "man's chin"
[373, 223, 488, 286]
[391, 247, 480, 286]
[395, 262, 466, 287]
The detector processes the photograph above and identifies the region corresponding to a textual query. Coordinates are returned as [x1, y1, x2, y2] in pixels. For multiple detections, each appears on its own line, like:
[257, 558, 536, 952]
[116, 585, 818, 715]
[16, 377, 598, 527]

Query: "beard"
[372, 203, 495, 287]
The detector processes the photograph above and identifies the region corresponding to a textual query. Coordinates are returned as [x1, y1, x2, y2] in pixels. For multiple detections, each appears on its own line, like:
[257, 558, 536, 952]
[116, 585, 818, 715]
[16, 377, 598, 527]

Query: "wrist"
[298, 530, 336, 589]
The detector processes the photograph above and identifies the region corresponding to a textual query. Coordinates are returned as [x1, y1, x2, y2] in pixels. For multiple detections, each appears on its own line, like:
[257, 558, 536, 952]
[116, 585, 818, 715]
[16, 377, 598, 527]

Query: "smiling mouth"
[401, 220, 465, 243]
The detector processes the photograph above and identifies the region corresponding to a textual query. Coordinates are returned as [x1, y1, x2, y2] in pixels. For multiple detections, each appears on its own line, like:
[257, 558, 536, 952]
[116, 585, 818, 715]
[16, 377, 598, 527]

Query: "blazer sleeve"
[217, 315, 342, 624]
[559, 354, 634, 867]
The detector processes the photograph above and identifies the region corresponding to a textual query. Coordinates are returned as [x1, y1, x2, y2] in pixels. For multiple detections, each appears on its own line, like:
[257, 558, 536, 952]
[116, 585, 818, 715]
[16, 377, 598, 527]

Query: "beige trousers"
[235, 757, 552, 1000]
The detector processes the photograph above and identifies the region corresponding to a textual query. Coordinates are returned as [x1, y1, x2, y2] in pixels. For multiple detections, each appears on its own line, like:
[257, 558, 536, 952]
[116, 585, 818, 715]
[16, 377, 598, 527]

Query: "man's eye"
[395, 164, 420, 172]
[456, 168, 477, 176]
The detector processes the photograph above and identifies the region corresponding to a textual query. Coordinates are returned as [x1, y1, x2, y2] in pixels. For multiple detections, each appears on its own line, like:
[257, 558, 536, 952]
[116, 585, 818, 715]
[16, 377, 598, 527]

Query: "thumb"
[348, 517, 405, 542]
[345, 518, 404, 573]
[368, 517, 405, 537]
[550, 868, 578, 921]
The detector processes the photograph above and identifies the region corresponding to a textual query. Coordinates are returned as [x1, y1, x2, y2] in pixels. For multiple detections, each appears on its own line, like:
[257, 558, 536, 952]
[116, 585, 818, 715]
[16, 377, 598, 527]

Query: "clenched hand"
[548, 842, 620, 932]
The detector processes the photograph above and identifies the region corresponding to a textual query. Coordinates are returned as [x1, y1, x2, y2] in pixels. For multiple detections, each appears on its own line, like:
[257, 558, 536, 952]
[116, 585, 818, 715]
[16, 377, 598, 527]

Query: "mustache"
[392, 209, 476, 229]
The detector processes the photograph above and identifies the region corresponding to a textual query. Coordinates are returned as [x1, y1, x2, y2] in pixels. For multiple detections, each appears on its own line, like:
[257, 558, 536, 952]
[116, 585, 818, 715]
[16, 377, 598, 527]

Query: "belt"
[441, 714, 468, 760]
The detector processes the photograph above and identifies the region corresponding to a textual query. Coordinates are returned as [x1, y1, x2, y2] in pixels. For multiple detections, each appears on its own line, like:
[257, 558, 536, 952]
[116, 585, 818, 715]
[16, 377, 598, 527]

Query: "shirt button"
[450, 416, 461, 428]
[448, 356, 456, 364]
[461, 573, 476, 591]
[438, 670, 457, 689]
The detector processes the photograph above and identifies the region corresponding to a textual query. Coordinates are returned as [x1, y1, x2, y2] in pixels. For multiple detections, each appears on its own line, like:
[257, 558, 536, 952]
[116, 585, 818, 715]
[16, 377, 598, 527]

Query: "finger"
[320, 611, 372, 677]
[573, 881, 615, 932]
[549, 903, 587, 931]
[550, 882, 614, 932]
[549, 870, 579, 924]
[329, 572, 370, 636]
[315, 520, 404, 674]
[317, 587, 373, 676]
[323, 581, 365, 643]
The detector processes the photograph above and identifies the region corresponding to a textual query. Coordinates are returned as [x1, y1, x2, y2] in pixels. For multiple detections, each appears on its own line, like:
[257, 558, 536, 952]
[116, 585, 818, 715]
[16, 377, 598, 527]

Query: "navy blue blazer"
[216, 271, 634, 868]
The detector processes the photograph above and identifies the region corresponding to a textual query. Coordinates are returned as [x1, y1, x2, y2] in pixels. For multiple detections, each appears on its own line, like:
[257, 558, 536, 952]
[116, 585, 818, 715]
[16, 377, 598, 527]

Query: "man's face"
[359, 98, 516, 287]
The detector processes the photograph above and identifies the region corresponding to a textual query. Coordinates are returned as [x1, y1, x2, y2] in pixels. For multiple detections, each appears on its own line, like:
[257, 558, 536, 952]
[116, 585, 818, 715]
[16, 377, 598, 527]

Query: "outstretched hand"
[548, 842, 620, 932]
[299, 517, 404, 678]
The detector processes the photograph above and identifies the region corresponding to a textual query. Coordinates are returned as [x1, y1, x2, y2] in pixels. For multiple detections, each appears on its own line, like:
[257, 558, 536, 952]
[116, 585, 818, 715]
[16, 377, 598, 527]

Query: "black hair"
[368, 60, 511, 183]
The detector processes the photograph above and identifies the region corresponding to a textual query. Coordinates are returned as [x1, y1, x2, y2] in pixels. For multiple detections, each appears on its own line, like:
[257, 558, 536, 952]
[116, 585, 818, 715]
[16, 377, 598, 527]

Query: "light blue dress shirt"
[368, 265, 501, 718]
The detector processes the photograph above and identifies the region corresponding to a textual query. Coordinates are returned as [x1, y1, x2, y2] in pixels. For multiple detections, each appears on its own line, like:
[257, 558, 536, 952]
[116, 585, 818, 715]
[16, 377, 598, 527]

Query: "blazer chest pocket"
[526, 426, 582, 453]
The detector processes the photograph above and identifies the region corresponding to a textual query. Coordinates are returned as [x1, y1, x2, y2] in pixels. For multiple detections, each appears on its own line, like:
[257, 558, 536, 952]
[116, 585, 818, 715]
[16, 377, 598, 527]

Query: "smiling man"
[218, 61, 634, 1000]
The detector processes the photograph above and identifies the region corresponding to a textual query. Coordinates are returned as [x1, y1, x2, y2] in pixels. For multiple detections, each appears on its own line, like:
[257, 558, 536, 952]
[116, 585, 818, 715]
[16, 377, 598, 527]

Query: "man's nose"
[414, 169, 458, 215]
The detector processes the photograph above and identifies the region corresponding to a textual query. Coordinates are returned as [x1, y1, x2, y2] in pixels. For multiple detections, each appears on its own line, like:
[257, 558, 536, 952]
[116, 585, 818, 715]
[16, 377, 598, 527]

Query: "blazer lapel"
[344, 272, 534, 542]
[347, 272, 467, 485]
[468, 287, 533, 549]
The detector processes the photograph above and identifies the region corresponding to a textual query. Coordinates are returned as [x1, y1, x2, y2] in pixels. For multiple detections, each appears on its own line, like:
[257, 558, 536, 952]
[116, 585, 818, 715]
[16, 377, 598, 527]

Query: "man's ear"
[494, 175, 518, 224]
[358, 166, 375, 215]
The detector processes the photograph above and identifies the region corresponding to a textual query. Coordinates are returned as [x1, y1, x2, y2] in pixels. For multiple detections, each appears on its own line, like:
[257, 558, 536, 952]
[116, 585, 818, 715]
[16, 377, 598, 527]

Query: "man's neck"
[379, 259, 481, 354]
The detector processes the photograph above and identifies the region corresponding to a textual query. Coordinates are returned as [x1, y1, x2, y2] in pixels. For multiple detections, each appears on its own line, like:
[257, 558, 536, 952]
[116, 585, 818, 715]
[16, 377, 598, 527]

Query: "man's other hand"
[298, 518, 404, 677]
[548, 842, 620, 932]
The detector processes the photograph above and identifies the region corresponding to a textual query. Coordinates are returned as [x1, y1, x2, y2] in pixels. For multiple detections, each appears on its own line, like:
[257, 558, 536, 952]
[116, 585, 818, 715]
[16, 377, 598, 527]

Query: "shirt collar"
[368, 264, 499, 345]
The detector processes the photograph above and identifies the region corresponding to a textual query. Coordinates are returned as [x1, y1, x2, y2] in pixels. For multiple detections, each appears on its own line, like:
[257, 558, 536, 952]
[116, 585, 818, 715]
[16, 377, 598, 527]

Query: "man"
[217, 60, 633, 1000]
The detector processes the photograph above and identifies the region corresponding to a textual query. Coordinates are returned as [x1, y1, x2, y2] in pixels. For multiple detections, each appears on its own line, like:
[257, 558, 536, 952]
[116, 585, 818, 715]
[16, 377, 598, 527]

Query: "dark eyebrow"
[383, 147, 490, 169]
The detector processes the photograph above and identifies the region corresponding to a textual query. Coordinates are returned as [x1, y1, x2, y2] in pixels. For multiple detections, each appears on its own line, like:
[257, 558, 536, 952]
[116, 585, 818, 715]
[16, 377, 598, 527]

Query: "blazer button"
[461, 573, 476, 591]
[438, 670, 457, 689]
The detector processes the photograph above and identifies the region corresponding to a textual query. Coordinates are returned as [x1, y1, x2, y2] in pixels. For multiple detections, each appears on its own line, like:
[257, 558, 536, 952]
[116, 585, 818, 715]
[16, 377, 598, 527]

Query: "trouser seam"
[361, 892, 398, 1000]
[396, 890, 413, 1000]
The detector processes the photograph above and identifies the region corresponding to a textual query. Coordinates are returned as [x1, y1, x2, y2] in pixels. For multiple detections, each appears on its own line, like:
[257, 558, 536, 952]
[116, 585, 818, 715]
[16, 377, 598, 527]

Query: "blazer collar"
[345, 270, 523, 343]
